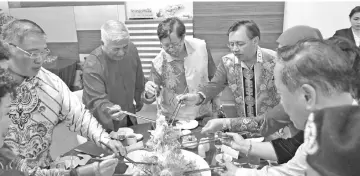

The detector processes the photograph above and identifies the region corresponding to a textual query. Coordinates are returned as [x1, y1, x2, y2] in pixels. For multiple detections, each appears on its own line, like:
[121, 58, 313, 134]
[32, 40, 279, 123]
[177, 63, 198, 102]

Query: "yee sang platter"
[124, 116, 210, 176]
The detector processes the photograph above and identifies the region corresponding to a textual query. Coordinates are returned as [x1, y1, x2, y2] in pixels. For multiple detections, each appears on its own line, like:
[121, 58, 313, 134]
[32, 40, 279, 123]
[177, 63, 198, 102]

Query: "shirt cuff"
[142, 91, 156, 101]
[197, 92, 206, 104]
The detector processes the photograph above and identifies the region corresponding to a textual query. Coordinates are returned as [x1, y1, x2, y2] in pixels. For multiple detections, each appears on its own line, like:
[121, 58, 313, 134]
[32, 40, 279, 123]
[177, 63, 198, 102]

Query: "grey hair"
[100, 20, 129, 45]
[1, 19, 46, 44]
[277, 38, 354, 95]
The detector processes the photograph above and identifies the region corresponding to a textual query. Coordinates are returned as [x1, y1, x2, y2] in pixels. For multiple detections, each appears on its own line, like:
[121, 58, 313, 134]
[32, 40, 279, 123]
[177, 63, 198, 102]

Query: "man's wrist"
[223, 118, 231, 130]
[239, 140, 251, 156]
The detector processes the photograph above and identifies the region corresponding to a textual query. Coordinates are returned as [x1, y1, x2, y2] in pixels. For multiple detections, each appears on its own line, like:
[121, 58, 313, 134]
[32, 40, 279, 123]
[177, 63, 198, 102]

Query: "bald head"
[100, 20, 129, 45]
[277, 25, 323, 48]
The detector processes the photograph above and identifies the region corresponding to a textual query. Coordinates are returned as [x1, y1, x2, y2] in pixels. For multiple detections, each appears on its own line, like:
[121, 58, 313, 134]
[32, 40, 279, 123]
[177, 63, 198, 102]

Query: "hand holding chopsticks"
[105, 105, 127, 121]
[169, 86, 188, 126]
[181, 131, 250, 148]
[99, 140, 126, 157]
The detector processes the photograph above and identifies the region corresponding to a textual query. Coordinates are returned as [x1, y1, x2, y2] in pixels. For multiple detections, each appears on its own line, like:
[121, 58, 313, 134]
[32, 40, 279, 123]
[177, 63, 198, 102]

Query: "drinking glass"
[248, 155, 260, 169]
[214, 131, 222, 152]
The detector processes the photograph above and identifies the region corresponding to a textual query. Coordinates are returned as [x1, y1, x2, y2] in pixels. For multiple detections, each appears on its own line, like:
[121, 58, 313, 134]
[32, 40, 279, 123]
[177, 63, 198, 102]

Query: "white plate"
[182, 129, 192, 136]
[124, 149, 210, 176]
[176, 120, 199, 130]
[117, 127, 134, 135]
[246, 137, 264, 143]
[135, 133, 143, 141]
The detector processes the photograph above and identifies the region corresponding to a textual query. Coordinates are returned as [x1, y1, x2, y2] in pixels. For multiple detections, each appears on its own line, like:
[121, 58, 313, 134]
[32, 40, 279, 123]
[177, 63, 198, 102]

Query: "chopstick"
[169, 86, 188, 125]
[153, 77, 161, 111]
[181, 131, 250, 145]
[89, 157, 156, 165]
[122, 111, 156, 123]
[99, 141, 156, 166]
[183, 166, 225, 175]
[74, 149, 100, 158]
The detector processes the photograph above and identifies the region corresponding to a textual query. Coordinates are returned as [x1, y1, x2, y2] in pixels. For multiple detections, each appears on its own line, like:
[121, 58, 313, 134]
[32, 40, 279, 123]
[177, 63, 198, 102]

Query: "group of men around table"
[0, 13, 360, 176]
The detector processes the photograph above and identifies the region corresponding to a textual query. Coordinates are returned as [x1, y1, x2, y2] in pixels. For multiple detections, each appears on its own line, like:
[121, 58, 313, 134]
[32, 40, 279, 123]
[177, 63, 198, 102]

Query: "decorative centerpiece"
[127, 115, 205, 176]
[129, 8, 154, 19]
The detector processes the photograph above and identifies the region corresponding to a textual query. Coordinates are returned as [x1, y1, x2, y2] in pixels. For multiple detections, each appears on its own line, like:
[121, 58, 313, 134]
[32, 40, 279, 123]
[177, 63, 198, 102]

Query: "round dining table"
[64, 122, 267, 175]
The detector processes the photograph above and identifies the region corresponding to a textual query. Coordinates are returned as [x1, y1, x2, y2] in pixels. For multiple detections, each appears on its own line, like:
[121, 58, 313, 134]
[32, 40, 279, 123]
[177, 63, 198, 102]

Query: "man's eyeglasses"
[160, 40, 182, 49]
[227, 41, 252, 49]
[8, 43, 50, 60]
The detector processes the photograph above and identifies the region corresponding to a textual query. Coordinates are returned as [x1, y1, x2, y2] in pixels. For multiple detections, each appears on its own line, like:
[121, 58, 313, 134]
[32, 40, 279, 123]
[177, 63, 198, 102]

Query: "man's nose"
[117, 50, 125, 56]
[33, 55, 45, 65]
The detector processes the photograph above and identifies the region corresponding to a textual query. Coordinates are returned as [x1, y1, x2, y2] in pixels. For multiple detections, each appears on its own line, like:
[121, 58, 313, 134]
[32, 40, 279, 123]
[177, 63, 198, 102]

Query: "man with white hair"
[82, 20, 145, 131]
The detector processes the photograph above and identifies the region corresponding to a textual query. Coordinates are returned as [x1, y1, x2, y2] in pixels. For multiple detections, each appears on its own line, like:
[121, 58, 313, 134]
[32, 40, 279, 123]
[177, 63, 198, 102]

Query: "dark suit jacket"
[333, 27, 356, 44]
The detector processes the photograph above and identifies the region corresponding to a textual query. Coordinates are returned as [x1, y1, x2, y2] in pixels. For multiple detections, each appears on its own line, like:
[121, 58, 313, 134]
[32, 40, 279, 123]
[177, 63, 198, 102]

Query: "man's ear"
[301, 84, 317, 110]
[181, 34, 186, 41]
[252, 36, 259, 46]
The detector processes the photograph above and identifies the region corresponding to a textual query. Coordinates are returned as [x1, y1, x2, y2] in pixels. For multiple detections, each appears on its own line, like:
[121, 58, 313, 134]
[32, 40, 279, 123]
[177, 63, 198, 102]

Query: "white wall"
[0, 1, 9, 14]
[284, 1, 360, 38]
[125, 0, 193, 19]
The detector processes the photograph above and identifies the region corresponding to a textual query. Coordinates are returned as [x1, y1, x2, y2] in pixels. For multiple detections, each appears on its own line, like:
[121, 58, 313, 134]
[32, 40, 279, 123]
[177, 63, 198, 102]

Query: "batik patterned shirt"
[201, 47, 279, 118]
[3, 68, 110, 175]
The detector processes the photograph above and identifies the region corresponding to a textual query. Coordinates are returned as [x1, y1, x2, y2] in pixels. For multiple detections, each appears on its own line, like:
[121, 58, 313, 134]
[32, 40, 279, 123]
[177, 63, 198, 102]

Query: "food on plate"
[215, 153, 232, 166]
[181, 135, 198, 148]
[134, 115, 200, 176]
[146, 115, 182, 152]
[110, 127, 134, 140]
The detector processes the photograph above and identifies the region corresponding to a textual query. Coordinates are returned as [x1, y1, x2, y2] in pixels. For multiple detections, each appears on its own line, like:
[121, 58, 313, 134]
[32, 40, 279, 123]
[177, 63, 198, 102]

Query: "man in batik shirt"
[143, 17, 217, 121]
[0, 19, 124, 175]
[179, 20, 280, 133]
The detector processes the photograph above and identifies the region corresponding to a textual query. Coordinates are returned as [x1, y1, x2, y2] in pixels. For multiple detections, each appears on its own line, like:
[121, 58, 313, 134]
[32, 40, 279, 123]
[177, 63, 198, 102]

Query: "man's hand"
[98, 158, 119, 176]
[220, 162, 239, 176]
[176, 93, 201, 106]
[135, 102, 144, 112]
[76, 155, 118, 176]
[145, 81, 160, 98]
[106, 105, 127, 121]
[222, 132, 247, 151]
[106, 140, 127, 157]
[201, 118, 225, 134]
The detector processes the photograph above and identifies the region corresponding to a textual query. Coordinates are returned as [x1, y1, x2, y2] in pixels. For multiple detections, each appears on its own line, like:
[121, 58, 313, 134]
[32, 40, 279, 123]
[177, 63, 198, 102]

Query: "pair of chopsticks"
[181, 130, 249, 138]
[105, 106, 155, 123]
[90, 157, 156, 165]
[183, 166, 225, 175]
[99, 141, 156, 166]
[169, 86, 188, 126]
[122, 111, 155, 123]
[181, 131, 250, 146]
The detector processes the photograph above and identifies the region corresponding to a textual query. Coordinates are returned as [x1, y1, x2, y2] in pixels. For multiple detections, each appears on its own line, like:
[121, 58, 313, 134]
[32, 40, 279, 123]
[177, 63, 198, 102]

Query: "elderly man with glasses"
[142, 17, 218, 122]
[0, 19, 124, 175]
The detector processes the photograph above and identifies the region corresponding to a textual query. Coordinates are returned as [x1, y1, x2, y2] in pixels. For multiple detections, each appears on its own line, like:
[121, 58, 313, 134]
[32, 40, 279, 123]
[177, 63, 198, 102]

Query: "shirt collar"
[351, 28, 360, 46]
[234, 46, 263, 68]
[165, 37, 195, 62]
